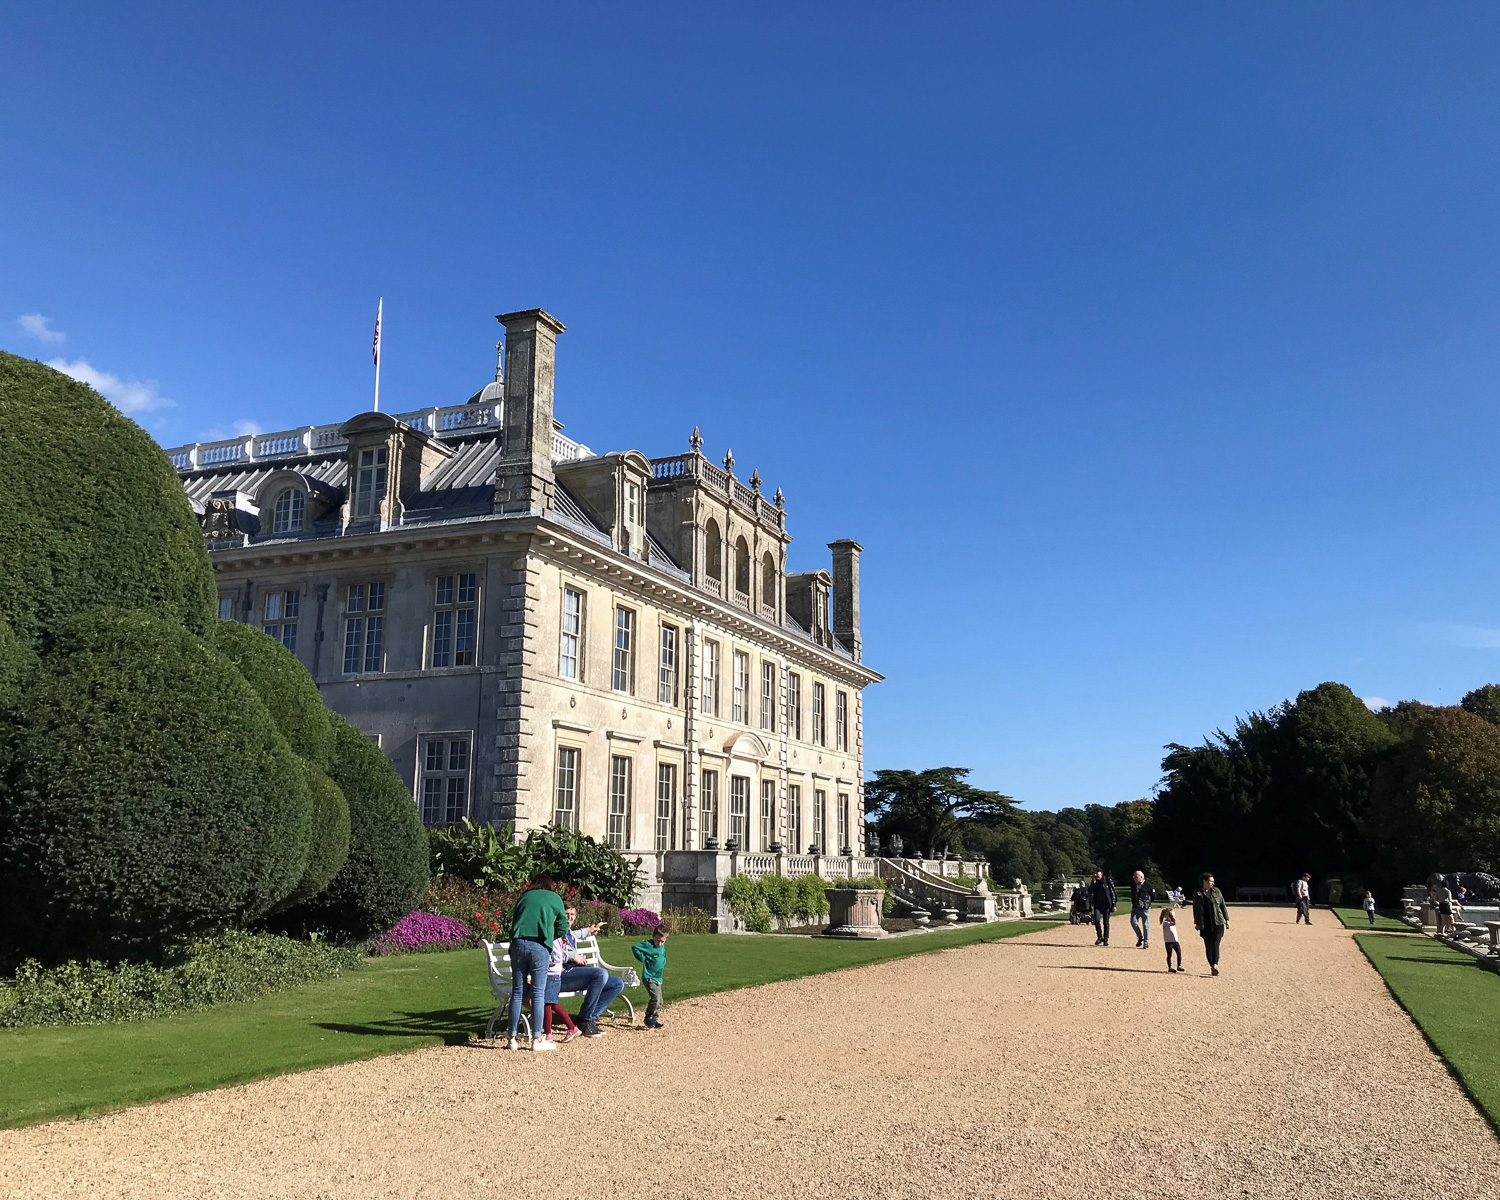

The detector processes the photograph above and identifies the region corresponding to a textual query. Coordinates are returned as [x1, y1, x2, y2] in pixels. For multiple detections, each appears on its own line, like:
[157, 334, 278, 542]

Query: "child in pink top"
[1160, 907, 1182, 973]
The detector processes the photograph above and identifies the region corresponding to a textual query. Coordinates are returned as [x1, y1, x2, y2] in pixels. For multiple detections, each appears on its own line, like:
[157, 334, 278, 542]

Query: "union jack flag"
[372, 298, 382, 365]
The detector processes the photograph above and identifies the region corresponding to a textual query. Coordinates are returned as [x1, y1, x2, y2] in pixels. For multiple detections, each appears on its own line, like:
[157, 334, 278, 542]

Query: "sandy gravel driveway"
[2, 907, 1496, 1199]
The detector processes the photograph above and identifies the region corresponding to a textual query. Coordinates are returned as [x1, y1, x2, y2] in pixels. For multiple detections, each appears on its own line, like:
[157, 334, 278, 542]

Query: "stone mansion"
[163, 309, 882, 866]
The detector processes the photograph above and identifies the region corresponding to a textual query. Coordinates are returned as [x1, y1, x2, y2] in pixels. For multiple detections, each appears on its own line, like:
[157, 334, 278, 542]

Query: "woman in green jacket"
[506, 874, 571, 1051]
[1192, 872, 1229, 977]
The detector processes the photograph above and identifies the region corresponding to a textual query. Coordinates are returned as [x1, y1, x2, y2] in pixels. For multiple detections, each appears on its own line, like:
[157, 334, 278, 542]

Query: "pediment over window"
[723, 731, 771, 761]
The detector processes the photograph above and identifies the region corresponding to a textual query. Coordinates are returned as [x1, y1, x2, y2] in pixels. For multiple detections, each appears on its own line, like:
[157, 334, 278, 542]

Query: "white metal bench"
[481, 935, 638, 1044]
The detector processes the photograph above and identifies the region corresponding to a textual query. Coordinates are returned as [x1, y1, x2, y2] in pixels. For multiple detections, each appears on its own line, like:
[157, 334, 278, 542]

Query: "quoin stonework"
[163, 308, 887, 912]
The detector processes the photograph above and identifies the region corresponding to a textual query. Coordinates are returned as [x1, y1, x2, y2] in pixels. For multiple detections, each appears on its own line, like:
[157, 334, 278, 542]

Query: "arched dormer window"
[761, 551, 776, 608]
[734, 536, 750, 596]
[272, 487, 305, 534]
[705, 518, 723, 583]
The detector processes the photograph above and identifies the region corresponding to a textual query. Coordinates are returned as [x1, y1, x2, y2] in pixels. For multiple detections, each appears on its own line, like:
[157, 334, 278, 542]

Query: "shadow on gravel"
[1039, 964, 1166, 975]
[315, 1007, 490, 1046]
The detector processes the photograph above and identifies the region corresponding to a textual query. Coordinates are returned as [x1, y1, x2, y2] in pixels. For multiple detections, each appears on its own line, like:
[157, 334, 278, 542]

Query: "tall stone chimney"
[828, 539, 862, 662]
[493, 309, 565, 515]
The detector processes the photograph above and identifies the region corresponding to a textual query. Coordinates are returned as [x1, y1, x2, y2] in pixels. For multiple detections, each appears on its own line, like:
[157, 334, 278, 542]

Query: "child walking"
[1363, 890, 1377, 928]
[541, 934, 579, 1043]
[631, 926, 669, 1029]
[1160, 906, 1182, 973]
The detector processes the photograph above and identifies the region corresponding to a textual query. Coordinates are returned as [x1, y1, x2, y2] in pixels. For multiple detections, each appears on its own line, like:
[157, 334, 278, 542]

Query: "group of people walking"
[504, 874, 670, 1053]
[1073, 869, 1229, 976]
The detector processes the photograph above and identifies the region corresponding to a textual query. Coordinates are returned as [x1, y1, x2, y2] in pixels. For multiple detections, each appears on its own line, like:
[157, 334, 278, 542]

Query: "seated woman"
[558, 903, 626, 1037]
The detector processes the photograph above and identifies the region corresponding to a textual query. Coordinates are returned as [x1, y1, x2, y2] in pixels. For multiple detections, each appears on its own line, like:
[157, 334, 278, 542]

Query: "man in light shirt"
[1294, 873, 1312, 925]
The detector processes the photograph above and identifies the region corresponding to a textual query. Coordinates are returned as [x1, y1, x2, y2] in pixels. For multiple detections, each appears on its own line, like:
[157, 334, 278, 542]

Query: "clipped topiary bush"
[0, 353, 217, 650]
[0, 609, 312, 963]
[273, 760, 351, 912]
[214, 620, 336, 770]
[282, 712, 429, 942]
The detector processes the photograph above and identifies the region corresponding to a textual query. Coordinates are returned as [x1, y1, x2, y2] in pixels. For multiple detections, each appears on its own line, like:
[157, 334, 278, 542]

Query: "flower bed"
[371, 912, 472, 956]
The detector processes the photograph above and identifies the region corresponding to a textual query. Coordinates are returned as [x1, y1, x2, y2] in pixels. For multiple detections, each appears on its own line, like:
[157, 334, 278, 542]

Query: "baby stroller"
[1068, 887, 1092, 925]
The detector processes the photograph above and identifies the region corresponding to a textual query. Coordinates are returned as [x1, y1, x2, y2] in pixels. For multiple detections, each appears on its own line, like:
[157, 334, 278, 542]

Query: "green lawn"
[1355, 932, 1500, 1129]
[1333, 905, 1410, 932]
[0, 921, 1037, 1129]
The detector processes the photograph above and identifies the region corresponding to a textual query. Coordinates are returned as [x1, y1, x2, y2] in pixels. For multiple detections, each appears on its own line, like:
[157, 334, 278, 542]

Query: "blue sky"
[5, 4, 1500, 810]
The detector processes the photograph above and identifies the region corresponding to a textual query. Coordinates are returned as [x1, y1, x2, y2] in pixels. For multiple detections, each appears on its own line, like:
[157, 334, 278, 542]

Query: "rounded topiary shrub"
[215, 619, 335, 770]
[0, 609, 312, 963]
[282, 712, 429, 941]
[273, 759, 351, 912]
[0, 353, 218, 650]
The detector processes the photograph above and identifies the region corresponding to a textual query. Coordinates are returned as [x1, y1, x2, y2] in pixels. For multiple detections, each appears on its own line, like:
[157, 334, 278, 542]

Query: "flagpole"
[372, 297, 383, 412]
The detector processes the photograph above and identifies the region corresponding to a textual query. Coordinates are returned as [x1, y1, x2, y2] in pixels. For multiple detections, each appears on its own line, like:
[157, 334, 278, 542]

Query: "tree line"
[866, 681, 1500, 900]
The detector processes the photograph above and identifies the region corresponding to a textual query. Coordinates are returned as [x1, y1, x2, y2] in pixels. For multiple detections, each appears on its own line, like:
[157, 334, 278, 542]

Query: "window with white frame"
[838, 792, 850, 852]
[788, 784, 802, 853]
[655, 762, 677, 851]
[613, 606, 634, 693]
[625, 481, 642, 552]
[760, 661, 776, 732]
[218, 595, 235, 621]
[813, 789, 827, 852]
[701, 638, 720, 717]
[700, 768, 719, 844]
[272, 487, 305, 534]
[658, 624, 679, 706]
[608, 755, 633, 849]
[560, 587, 584, 680]
[787, 672, 802, 740]
[759, 779, 775, 851]
[812, 682, 826, 746]
[418, 733, 471, 828]
[343, 583, 385, 673]
[729, 775, 750, 848]
[352, 446, 388, 519]
[836, 691, 848, 752]
[732, 651, 748, 723]
[262, 588, 300, 652]
[431, 573, 478, 668]
[554, 746, 580, 830]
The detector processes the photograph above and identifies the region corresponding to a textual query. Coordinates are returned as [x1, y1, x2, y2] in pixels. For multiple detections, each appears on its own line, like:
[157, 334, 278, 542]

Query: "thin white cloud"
[1429, 623, 1500, 650]
[232, 419, 263, 436]
[1362, 696, 1390, 711]
[46, 358, 175, 416]
[16, 313, 66, 343]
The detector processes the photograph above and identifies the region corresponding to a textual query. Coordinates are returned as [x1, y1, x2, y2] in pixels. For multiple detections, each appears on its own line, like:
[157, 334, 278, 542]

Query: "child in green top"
[631, 927, 669, 1029]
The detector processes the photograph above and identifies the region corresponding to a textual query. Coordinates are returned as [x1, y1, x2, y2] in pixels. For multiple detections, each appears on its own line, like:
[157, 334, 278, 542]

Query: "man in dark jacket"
[1088, 870, 1117, 946]
[1129, 870, 1155, 949]
[1192, 871, 1230, 977]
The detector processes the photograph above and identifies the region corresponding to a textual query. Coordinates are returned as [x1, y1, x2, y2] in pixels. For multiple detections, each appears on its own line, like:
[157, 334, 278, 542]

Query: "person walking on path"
[1160, 907, 1182, 972]
[1295, 873, 1313, 925]
[631, 926, 670, 1029]
[1362, 890, 1377, 927]
[506, 875, 570, 1052]
[1192, 872, 1229, 977]
[1088, 870, 1117, 946]
[1129, 870, 1155, 949]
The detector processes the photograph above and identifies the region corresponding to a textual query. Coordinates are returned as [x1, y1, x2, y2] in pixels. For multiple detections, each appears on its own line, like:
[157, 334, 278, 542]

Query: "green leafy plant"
[524, 824, 642, 906]
[428, 819, 533, 891]
[722, 876, 772, 933]
[796, 873, 832, 922]
[0, 931, 361, 1028]
[760, 873, 800, 918]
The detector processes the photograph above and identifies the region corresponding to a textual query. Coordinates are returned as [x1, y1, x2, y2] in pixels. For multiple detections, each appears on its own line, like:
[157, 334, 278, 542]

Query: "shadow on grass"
[1385, 956, 1489, 969]
[316, 1006, 492, 1046]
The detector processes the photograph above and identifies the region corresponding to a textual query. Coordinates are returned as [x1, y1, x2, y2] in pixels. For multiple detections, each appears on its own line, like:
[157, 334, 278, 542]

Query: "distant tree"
[1366, 705, 1500, 884]
[1460, 685, 1500, 728]
[865, 767, 1016, 859]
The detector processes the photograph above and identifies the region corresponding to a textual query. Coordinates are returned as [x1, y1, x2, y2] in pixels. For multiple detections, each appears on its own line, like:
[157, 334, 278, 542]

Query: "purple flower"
[373, 912, 471, 955]
[619, 907, 663, 933]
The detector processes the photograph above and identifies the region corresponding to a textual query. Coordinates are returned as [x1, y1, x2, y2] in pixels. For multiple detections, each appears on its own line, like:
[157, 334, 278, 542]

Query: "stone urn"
[823, 887, 887, 939]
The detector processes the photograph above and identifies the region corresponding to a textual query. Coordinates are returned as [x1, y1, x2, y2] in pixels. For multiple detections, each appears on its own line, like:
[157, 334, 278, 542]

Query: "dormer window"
[272, 487, 305, 534]
[352, 447, 388, 519]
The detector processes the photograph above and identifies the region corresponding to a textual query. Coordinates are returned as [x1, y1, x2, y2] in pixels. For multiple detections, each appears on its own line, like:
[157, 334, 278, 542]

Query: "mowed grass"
[0, 920, 1038, 1129]
[1332, 905, 1410, 932]
[1355, 932, 1500, 1129]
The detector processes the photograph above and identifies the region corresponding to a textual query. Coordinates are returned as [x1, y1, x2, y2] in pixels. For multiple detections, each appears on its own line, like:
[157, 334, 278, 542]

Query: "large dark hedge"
[275, 760, 352, 911]
[0, 614, 35, 712]
[215, 620, 336, 771]
[283, 713, 428, 940]
[0, 609, 312, 963]
[0, 353, 218, 650]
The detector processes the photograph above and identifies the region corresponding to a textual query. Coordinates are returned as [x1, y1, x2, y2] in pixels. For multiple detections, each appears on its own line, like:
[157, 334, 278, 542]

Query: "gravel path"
[3, 908, 1496, 1199]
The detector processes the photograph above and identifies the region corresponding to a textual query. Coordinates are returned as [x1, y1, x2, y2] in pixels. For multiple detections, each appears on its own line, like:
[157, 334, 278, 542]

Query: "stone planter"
[824, 887, 887, 939]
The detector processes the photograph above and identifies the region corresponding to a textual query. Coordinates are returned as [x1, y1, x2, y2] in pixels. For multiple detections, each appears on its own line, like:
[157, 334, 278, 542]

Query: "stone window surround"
[427, 566, 481, 672]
